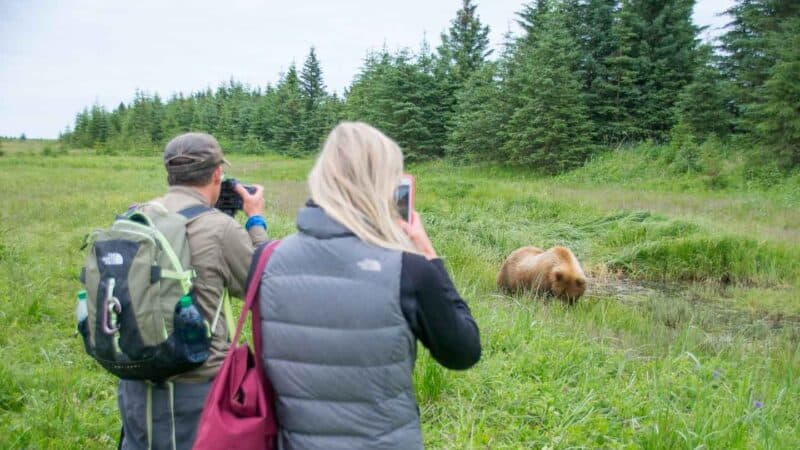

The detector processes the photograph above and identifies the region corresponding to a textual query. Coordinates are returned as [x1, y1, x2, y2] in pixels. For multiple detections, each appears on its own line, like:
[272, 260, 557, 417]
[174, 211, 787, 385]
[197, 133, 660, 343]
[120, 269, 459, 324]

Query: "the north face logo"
[101, 252, 124, 266]
[357, 258, 382, 272]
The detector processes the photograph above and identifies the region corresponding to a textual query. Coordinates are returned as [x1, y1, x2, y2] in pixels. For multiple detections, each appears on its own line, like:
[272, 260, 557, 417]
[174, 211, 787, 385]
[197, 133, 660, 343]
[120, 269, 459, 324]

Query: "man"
[118, 132, 268, 449]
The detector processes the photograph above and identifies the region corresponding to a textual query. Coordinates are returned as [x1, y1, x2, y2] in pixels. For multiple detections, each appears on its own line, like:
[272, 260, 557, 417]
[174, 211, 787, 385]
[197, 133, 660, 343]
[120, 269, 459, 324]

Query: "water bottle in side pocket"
[174, 294, 209, 364]
[75, 289, 88, 328]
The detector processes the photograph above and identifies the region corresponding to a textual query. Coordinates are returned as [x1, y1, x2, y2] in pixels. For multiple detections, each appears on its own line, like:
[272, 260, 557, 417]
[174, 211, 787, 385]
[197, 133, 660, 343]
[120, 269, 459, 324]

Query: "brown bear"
[497, 246, 586, 303]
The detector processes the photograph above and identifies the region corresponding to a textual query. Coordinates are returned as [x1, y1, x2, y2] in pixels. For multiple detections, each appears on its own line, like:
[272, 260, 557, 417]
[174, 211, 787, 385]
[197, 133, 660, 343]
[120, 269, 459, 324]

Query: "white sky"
[0, 0, 735, 138]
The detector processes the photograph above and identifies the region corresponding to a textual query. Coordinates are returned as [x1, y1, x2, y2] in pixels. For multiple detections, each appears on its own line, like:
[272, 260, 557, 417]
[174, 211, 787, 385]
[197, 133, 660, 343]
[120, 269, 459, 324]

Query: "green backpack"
[79, 202, 213, 381]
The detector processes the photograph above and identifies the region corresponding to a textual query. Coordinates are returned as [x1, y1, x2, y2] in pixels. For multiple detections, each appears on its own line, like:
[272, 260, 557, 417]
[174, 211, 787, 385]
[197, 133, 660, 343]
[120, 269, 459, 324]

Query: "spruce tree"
[318, 92, 346, 136]
[516, 0, 551, 40]
[300, 47, 326, 110]
[162, 96, 182, 138]
[191, 90, 219, 135]
[299, 47, 329, 152]
[123, 91, 157, 146]
[434, 1, 493, 150]
[72, 108, 92, 147]
[520, 0, 627, 145]
[346, 48, 444, 159]
[643, 0, 698, 140]
[162, 94, 193, 136]
[416, 39, 450, 156]
[88, 104, 110, 144]
[176, 95, 194, 132]
[676, 45, 735, 138]
[720, 1, 800, 118]
[345, 49, 395, 132]
[575, 0, 623, 145]
[216, 80, 250, 144]
[608, 0, 699, 142]
[250, 84, 278, 148]
[446, 62, 506, 161]
[604, 1, 645, 143]
[721, 0, 800, 141]
[271, 65, 305, 155]
[753, 16, 800, 167]
[437, 0, 492, 89]
[149, 94, 165, 144]
[109, 102, 126, 137]
[502, 2, 593, 172]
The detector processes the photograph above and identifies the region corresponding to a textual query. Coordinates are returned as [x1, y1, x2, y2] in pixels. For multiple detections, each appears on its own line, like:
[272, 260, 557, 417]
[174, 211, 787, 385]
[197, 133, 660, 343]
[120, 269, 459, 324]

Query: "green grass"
[0, 141, 798, 448]
[0, 138, 71, 156]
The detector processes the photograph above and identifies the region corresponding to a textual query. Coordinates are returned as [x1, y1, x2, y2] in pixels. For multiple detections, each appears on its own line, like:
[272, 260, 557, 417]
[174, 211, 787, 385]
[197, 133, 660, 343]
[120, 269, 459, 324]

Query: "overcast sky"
[1, 0, 735, 139]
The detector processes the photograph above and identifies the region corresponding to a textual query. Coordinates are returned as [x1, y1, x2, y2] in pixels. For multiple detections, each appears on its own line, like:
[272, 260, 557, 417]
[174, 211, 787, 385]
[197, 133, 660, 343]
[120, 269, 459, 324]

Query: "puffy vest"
[259, 206, 422, 449]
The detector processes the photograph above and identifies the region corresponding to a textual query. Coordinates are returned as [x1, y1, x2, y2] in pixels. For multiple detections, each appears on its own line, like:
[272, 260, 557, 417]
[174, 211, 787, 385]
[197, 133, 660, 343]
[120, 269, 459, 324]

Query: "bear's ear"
[554, 271, 563, 282]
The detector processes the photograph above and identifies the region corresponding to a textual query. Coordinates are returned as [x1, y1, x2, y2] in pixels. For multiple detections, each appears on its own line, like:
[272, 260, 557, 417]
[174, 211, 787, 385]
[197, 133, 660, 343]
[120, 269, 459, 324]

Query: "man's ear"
[213, 165, 223, 184]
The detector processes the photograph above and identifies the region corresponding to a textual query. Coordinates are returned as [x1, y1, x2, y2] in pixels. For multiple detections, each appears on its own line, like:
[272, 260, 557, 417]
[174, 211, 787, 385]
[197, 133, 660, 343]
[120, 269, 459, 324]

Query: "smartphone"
[394, 174, 415, 223]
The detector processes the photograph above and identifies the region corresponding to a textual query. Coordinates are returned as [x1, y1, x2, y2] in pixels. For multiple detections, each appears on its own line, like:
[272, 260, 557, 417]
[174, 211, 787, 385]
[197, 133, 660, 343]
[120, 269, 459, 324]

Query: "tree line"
[61, 0, 800, 172]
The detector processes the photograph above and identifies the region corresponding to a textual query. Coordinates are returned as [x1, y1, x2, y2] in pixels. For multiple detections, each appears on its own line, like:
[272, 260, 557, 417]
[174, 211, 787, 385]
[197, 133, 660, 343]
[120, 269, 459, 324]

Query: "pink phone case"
[402, 174, 415, 224]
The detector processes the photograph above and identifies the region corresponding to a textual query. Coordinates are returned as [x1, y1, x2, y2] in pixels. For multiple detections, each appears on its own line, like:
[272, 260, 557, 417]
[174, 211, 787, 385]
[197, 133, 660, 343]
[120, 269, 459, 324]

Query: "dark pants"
[118, 379, 211, 450]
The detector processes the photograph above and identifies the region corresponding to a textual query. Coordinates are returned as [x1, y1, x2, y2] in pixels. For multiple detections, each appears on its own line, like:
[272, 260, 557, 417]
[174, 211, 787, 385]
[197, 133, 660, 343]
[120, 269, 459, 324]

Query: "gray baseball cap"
[163, 132, 230, 175]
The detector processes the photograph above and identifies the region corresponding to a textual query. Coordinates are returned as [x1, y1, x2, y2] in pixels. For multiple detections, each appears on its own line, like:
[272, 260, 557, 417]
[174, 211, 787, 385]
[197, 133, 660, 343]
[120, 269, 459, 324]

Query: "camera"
[215, 178, 256, 217]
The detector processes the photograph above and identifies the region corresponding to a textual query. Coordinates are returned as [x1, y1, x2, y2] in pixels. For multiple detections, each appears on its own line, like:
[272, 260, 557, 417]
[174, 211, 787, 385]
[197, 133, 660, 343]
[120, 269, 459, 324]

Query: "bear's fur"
[497, 246, 586, 303]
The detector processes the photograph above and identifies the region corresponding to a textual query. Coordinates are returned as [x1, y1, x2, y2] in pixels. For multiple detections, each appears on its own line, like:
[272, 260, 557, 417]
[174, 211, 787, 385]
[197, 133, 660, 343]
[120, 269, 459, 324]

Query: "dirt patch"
[587, 276, 660, 300]
[585, 264, 673, 299]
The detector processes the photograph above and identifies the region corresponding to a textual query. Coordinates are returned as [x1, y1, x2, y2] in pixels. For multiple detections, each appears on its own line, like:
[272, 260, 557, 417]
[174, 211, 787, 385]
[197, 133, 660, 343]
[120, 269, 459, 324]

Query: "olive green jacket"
[157, 185, 267, 382]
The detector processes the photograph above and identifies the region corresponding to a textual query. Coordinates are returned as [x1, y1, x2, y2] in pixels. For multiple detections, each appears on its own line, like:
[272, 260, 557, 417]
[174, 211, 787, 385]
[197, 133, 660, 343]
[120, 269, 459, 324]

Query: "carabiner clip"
[101, 278, 122, 335]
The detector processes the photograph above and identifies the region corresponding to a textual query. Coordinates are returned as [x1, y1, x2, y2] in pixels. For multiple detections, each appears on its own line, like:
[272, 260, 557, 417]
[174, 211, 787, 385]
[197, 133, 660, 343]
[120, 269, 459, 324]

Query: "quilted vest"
[258, 205, 422, 449]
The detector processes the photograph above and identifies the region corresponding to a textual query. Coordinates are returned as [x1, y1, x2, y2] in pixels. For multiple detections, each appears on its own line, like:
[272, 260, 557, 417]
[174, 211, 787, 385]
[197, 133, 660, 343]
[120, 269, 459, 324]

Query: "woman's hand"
[399, 211, 438, 260]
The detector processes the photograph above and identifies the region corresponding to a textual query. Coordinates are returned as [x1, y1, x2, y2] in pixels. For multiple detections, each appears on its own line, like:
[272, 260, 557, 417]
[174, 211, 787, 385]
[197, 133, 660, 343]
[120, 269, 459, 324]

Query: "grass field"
[0, 141, 798, 449]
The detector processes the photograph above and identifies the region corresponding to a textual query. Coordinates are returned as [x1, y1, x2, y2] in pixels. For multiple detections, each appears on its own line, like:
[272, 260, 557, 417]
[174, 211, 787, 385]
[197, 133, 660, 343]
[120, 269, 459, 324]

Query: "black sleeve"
[400, 252, 481, 370]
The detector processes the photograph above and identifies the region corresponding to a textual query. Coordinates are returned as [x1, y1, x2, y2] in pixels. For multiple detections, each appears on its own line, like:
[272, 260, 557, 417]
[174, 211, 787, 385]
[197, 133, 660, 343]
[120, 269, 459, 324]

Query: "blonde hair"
[308, 122, 416, 253]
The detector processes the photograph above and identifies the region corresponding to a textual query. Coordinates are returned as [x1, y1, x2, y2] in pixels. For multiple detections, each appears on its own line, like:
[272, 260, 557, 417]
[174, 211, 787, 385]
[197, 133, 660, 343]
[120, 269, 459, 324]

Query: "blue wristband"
[245, 215, 267, 231]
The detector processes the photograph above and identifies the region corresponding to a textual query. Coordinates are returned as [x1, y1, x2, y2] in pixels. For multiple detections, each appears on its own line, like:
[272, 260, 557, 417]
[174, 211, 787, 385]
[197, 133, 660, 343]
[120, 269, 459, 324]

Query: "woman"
[258, 122, 481, 449]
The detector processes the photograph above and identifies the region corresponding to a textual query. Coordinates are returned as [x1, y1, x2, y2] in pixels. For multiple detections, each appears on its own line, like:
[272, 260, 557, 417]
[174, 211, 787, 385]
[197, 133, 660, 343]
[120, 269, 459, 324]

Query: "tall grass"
[0, 142, 797, 448]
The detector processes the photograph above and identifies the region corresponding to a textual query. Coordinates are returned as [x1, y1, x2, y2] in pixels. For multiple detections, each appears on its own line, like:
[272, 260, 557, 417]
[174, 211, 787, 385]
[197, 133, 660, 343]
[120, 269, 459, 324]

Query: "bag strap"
[232, 240, 280, 346]
[178, 204, 213, 220]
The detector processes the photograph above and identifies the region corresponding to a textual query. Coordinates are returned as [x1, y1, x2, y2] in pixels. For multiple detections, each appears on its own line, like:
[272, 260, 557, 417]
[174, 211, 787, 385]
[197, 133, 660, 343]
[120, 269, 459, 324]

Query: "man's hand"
[234, 183, 265, 218]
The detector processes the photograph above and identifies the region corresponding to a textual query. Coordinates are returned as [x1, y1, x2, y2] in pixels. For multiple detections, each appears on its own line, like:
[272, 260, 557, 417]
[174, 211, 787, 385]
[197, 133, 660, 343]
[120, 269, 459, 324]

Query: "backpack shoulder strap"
[178, 204, 214, 221]
[125, 203, 209, 294]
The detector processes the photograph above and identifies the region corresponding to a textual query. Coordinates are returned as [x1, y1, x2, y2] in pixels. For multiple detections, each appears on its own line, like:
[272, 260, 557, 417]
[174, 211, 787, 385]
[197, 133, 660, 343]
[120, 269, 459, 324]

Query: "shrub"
[742, 149, 785, 189]
[242, 136, 269, 154]
[697, 136, 730, 189]
[668, 123, 701, 173]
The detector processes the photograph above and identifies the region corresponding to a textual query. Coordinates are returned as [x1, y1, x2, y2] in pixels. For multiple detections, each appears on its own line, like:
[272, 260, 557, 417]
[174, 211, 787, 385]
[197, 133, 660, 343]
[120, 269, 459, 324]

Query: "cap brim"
[221, 157, 231, 167]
